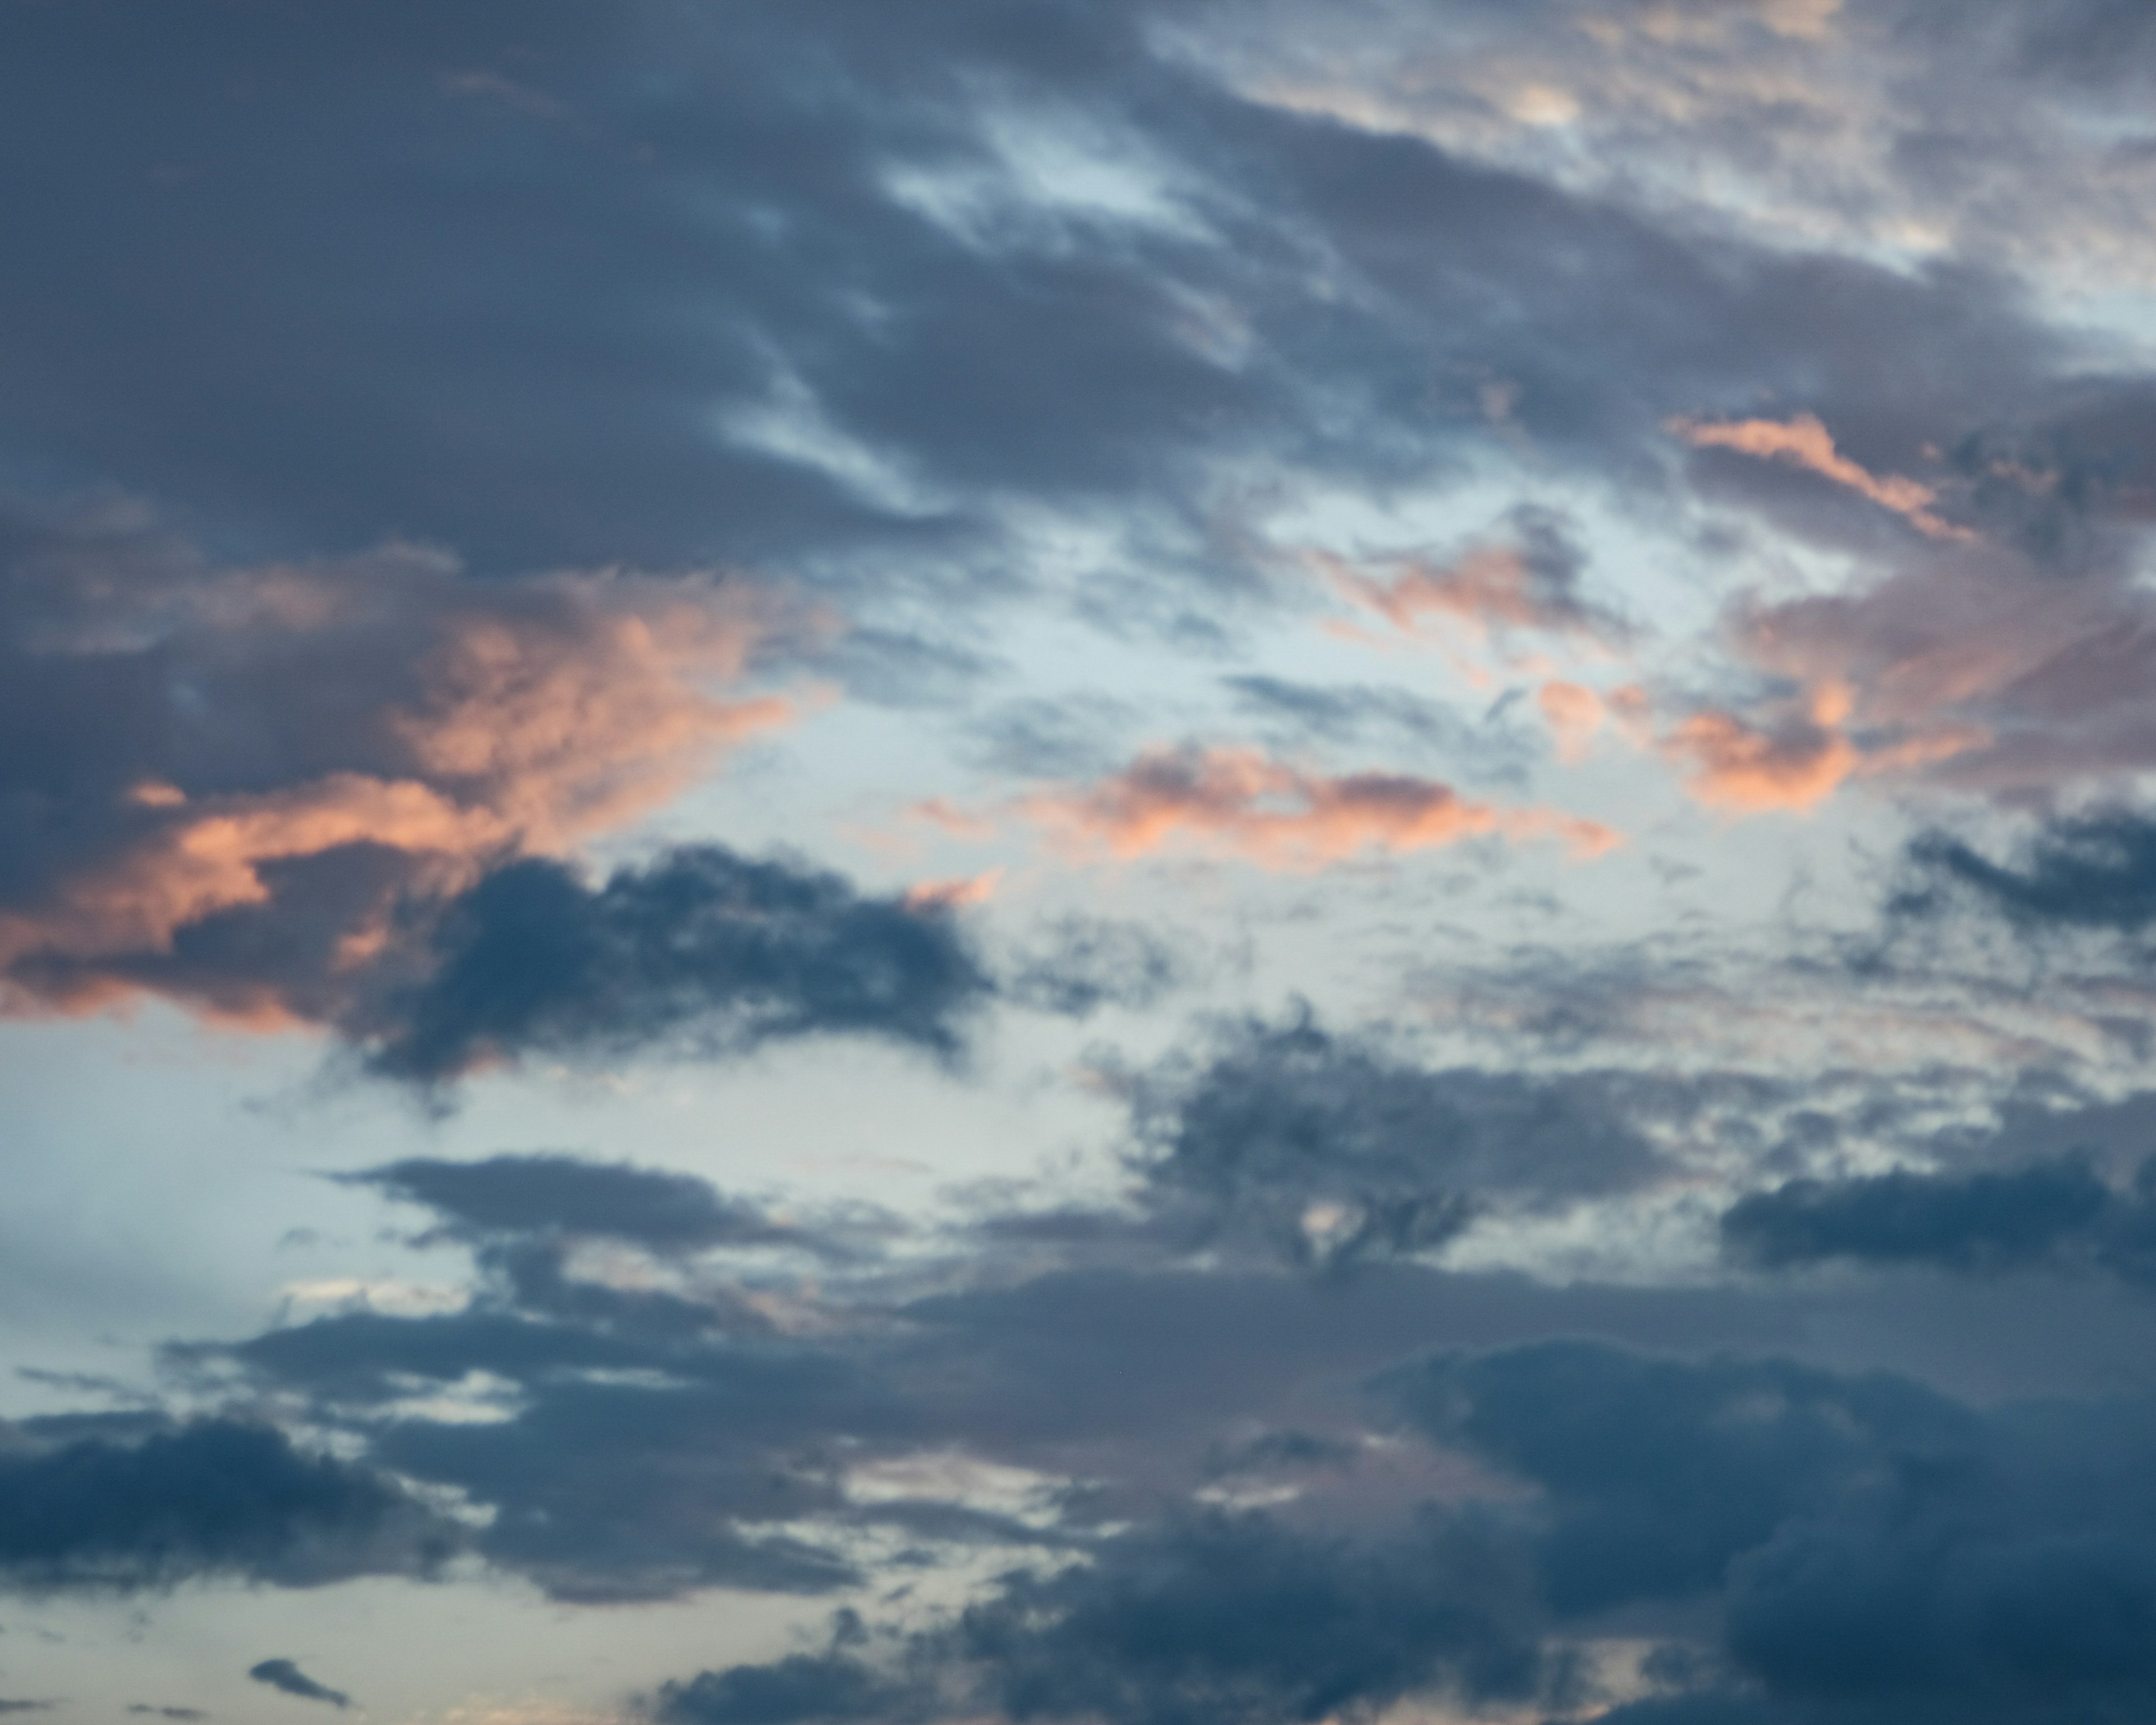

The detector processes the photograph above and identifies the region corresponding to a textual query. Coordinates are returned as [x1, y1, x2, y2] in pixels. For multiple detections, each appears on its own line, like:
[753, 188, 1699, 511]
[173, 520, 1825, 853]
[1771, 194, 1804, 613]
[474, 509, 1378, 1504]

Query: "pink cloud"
[1020, 746, 1620, 870]
[1672, 412, 1974, 541]
[0, 541, 801, 1025]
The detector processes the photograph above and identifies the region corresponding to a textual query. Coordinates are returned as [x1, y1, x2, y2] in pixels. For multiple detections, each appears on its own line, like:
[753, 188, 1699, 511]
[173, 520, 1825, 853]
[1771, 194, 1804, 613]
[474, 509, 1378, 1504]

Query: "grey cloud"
[660, 1511, 1549, 1725]
[0, 0, 2107, 599]
[1723, 1154, 2156, 1284]
[654, 1647, 905, 1725]
[348, 1153, 804, 1252]
[1221, 675, 1527, 777]
[1899, 813, 2156, 934]
[246, 1662, 348, 1711]
[0, 1419, 455, 1592]
[1123, 1012, 1670, 1270]
[1003, 915, 1185, 1018]
[1394, 1339, 2156, 1722]
[358, 847, 993, 1084]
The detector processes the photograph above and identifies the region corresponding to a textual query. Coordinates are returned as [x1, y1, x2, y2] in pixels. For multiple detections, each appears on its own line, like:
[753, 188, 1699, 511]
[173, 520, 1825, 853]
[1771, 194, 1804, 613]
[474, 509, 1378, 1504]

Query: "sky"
[12, 2, 2156, 1722]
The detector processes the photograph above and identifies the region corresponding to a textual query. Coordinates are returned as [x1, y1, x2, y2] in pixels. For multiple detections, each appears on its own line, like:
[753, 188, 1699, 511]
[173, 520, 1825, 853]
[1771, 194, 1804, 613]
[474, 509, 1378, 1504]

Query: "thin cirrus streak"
[1017, 746, 1620, 869]
[1671, 412, 1975, 541]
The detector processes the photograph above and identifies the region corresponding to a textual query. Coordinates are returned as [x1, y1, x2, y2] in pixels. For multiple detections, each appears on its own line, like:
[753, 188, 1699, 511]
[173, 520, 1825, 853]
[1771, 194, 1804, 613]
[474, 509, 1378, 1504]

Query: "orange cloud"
[902, 869, 1003, 911]
[1022, 746, 1619, 869]
[0, 544, 800, 1023]
[1537, 681, 1606, 761]
[1660, 708, 1860, 813]
[1672, 412, 1972, 541]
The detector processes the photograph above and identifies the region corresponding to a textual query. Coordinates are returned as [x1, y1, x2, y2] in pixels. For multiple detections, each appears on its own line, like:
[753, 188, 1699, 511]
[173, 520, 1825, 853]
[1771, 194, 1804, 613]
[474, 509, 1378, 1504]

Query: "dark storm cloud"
[349, 1153, 806, 1252]
[1723, 1154, 2156, 1284]
[1122, 1012, 1669, 1269]
[0, 1418, 454, 1592]
[658, 1512, 1549, 1725]
[359, 847, 992, 1083]
[1394, 1339, 2156, 1723]
[246, 1662, 348, 1711]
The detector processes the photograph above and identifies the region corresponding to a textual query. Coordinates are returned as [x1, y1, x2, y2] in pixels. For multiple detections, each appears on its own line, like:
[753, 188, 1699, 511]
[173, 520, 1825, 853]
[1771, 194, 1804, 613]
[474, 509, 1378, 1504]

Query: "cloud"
[1391, 1338, 2156, 1721]
[1900, 812, 2156, 933]
[1221, 676, 1527, 778]
[0, 508, 793, 1029]
[1003, 915, 1186, 1018]
[1659, 693, 1863, 814]
[1321, 504, 1629, 646]
[1674, 413, 1972, 540]
[1121, 1012, 1671, 1270]
[246, 1662, 349, 1711]
[348, 1154, 807, 1253]
[658, 1512, 1549, 1725]
[0, 1418, 455, 1591]
[1664, 513, 2156, 806]
[1723, 1153, 2156, 1283]
[1020, 746, 1618, 868]
[356, 846, 992, 1084]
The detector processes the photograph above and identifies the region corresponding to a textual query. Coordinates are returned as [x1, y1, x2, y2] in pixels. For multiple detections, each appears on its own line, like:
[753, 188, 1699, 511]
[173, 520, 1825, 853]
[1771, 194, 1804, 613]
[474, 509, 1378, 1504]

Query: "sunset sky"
[11, 4, 2156, 1723]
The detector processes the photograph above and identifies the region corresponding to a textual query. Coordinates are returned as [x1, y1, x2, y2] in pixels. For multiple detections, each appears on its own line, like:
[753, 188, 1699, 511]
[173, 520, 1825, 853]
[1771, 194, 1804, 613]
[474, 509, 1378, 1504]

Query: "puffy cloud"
[1394, 1339, 2156, 1722]
[0, 1418, 456, 1591]
[0, 508, 793, 1030]
[1020, 746, 1619, 869]
[357, 847, 992, 1084]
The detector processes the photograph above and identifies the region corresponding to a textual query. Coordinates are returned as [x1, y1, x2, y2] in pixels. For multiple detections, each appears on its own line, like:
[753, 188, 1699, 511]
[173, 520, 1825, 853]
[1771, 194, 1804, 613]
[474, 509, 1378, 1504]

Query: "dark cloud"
[0, 0, 2103, 596]
[1123, 1012, 1669, 1270]
[654, 1647, 903, 1725]
[1900, 813, 2156, 934]
[126, 1708, 206, 1720]
[0, 1419, 454, 1592]
[1723, 1154, 2156, 1284]
[659, 1511, 1549, 1725]
[246, 1662, 348, 1711]
[348, 1153, 804, 1253]
[358, 847, 992, 1084]
[1393, 1339, 2156, 1722]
